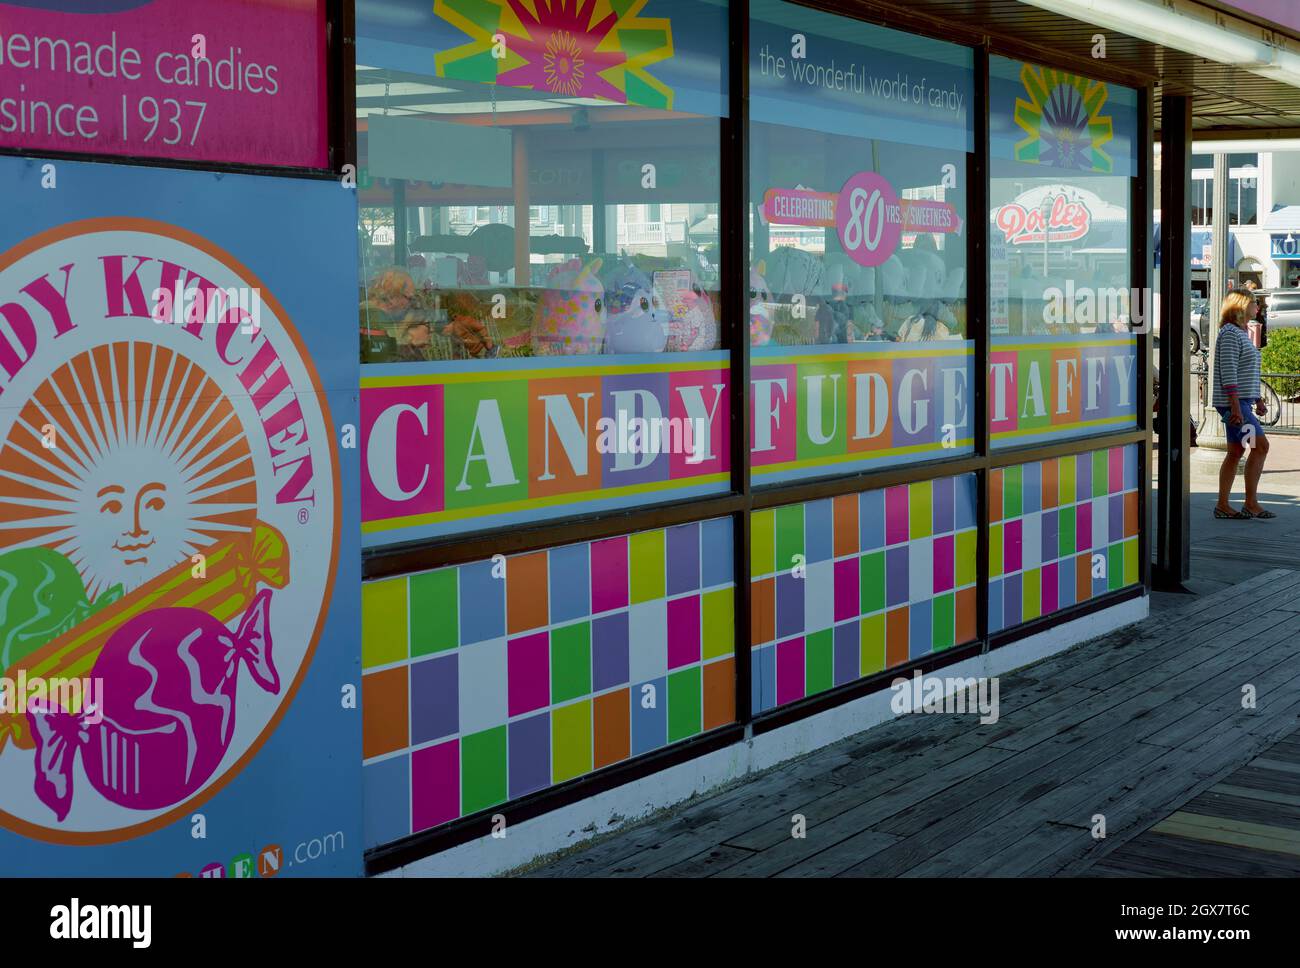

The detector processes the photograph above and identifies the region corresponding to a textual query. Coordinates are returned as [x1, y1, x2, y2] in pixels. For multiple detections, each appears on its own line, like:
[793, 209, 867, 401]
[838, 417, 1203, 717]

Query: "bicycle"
[1191, 352, 1282, 432]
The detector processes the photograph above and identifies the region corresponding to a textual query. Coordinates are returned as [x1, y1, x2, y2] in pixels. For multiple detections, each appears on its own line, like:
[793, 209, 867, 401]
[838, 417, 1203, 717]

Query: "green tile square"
[955, 530, 977, 587]
[860, 613, 885, 675]
[1059, 455, 1077, 505]
[629, 530, 666, 604]
[806, 628, 834, 695]
[909, 481, 932, 539]
[1108, 543, 1123, 591]
[932, 593, 954, 651]
[860, 551, 885, 615]
[552, 700, 592, 783]
[667, 666, 702, 742]
[1003, 465, 1023, 519]
[1058, 507, 1076, 560]
[990, 524, 1004, 578]
[550, 621, 592, 704]
[1092, 449, 1109, 498]
[701, 588, 735, 659]
[1124, 538, 1138, 586]
[409, 568, 458, 657]
[751, 510, 776, 578]
[775, 505, 805, 575]
[362, 578, 408, 669]
[461, 726, 507, 814]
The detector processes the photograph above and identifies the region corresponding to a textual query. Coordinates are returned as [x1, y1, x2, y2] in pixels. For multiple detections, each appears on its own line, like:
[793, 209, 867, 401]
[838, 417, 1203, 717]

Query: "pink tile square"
[1109, 446, 1124, 493]
[666, 595, 701, 669]
[834, 556, 859, 622]
[885, 485, 909, 545]
[590, 536, 629, 614]
[1076, 502, 1092, 552]
[776, 637, 806, 706]
[411, 739, 459, 832]
[932, 534, 955, 593]
[1042, 562, 1059, 615]
[507, 631, 550, 716]
[1003, 518, 1023, 574]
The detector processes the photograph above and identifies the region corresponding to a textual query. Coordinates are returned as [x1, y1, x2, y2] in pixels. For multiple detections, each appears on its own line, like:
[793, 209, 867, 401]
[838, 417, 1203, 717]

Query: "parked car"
[1255, 289, 1300, 330]
[1153, 292, 1210, 353]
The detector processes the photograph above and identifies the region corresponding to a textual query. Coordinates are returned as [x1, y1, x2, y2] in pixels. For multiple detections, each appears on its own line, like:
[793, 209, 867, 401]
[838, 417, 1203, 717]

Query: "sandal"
[1213, 507, 1250, 519]
[1245, 508, 1277, 519]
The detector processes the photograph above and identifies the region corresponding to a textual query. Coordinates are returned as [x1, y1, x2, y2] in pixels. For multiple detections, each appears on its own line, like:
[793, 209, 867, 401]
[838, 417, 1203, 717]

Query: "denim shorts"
[1216, 402, 1265, 445]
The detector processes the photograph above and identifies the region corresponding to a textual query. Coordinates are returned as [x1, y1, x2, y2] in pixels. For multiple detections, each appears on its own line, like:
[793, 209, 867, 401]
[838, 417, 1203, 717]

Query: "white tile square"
[909, 537, 933, 603]
[628, 602, 667, 682]
[457, 636, 508, 734]
[1092, 497, 1108, 549]
[804, 560, 834, 631]
[1022, 513, 1042, 570]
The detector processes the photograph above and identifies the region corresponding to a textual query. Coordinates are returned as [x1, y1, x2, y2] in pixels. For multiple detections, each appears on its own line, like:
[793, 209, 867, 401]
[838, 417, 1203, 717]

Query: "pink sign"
[836, 171, 904, 268]
[996, 194, 1093, 246]
[0, 0, 328, 168]
[763, 188, 837, 227]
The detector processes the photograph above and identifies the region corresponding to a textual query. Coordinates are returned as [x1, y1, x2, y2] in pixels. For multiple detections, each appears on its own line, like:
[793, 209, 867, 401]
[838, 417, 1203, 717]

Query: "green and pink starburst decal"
[1014, 64, 1114, 174]
[435, 0, 675, 110]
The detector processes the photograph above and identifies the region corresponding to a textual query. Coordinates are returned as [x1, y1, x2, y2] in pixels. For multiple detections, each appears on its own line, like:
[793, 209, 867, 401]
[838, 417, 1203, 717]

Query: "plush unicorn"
[665, 282, 718, 352]
[749, 264, 775, 346]
[533, 258, 606, 355]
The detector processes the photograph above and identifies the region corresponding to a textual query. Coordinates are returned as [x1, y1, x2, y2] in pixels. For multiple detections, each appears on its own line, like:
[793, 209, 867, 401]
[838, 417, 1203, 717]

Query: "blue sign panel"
[0, 156, 362, 877]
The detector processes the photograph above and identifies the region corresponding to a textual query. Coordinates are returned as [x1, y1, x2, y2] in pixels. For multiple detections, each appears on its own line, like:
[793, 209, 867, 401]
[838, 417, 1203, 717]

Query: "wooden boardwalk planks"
[522, 571, 1300, 877]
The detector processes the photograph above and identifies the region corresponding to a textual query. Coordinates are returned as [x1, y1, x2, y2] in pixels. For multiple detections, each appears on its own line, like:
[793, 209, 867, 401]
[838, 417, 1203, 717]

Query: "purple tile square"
[666, 522, 701, 595]
[1041, 508, 1059, 564]
[1076, 451, 1092, 500]
[775, 572, 805, 639]
[1076, 502, 1093, 552]
[410, 653, 459, 744]
[507, 712, 551, 799]
[932, 476, 955, 535]
[1108, 493, 1124, 545]
[833, 621, 859, 685]
[886, 545, 910, 608]
[592, 611, 630, 691]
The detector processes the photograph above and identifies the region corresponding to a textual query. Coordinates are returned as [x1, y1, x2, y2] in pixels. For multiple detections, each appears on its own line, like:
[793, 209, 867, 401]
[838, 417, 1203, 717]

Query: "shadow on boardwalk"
[526, 570, 1300, 877]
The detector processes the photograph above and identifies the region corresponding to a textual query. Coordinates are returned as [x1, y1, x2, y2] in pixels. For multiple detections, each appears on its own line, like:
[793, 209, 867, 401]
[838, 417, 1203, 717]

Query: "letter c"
[367, 403, 429, 501]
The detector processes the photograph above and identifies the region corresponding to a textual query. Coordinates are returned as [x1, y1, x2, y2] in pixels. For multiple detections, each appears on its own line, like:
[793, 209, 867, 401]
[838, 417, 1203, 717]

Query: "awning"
[1153, 222, 1243, 269]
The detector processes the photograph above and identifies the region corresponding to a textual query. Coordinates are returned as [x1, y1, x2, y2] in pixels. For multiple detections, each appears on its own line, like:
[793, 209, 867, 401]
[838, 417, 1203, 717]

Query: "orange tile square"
[885, 607, 910, 669]
[990, 469, 1004, 521]
[1041, 459, 1058, 509]
[1124, 491, 1139, 537]
[506, 551, 549, 634]
[751, 577, 774, 647]
[363, 667, 409, 759]
[1076, 553, 1092, 603]
[702, 657, 736, 730]
[955, 586, 977, 645]
[833, 493, 859, 557]
[593, 688, 631, 770]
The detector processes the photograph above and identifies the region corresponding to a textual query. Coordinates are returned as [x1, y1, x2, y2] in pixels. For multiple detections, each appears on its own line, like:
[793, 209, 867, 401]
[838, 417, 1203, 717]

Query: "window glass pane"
[355, 0, 730, 543]
[989, 56, 1139, 449]
[748, 0, 974, 484]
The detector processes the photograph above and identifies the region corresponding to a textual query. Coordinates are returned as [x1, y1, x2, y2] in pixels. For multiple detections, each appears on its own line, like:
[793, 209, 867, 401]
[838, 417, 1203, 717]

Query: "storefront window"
[748, 0, 974, 484]
[355, 0, 730, 542]
[988, 57, 1139, 449]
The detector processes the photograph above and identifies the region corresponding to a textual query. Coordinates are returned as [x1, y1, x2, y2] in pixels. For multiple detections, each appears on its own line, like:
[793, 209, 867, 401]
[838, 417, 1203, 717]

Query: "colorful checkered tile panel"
[749, 474, 979, 715]
[360, 518, 736, 847]
[988, 444, 1140, 634]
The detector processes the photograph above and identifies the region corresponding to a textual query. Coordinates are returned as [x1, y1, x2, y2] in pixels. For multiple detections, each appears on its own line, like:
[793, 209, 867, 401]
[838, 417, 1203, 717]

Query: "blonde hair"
[1220, 291, 1254, 328]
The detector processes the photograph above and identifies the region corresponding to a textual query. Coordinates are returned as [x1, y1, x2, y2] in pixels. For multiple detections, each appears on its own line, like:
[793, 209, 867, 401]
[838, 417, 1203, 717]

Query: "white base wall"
[379, 593, 1149, 878]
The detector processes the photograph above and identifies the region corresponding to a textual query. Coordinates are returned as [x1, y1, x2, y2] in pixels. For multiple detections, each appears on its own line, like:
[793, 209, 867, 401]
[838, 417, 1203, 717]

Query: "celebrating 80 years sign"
[0, 0, 328, 168]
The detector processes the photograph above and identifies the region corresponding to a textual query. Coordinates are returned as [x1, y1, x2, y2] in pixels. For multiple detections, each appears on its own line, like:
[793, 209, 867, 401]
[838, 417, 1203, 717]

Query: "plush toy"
[764, 246, 824, 297]
[603, 263, 669, 354]
[439, 290, 497, 359]
[665, 283, 718, 352]
[533, 258, 606, 355]
[369, 267, 416, 315]
[749, 265, 775, 346]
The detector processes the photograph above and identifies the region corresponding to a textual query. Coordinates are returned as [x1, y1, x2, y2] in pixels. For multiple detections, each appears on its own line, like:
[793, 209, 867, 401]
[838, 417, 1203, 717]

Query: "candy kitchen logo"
[995, 193, 1092, 246]
[0, 218, 339, 844]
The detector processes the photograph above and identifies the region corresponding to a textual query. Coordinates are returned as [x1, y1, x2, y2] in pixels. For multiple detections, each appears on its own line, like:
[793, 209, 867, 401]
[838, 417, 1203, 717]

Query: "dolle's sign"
[996, 193, 1092, 246]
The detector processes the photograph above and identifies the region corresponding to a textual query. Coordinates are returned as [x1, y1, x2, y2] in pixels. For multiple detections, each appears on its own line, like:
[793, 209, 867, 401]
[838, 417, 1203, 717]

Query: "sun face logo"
[1013, 64, 1114, 174]
[434, 0, 675, 110]
[0, 220, 338, 844]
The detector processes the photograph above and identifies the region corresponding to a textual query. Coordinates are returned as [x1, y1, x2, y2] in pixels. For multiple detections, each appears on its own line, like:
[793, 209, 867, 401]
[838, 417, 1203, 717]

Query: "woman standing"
[1212, 290, 1275, 519]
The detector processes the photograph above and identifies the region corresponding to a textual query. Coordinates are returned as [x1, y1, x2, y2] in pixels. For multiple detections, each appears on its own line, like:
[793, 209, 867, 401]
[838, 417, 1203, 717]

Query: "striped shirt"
[1212, 323, 1261, 406]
